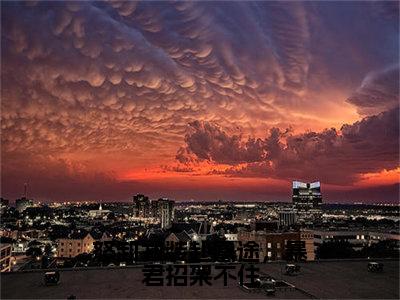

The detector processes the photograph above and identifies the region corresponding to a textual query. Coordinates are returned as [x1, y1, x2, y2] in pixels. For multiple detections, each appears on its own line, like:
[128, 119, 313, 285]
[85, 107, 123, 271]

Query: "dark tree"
[26, 247, 43, 258]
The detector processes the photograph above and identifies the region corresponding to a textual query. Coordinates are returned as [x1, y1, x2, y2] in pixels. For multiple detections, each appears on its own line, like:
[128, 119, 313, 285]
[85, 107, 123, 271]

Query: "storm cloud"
[178, 107, 399, 184]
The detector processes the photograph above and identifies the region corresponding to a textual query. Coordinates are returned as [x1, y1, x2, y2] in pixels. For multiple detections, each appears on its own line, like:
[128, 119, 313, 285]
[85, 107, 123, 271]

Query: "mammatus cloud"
[177, 106, 399, 185]
[1, 1, 398, 202]
[2, 1, 397, 155]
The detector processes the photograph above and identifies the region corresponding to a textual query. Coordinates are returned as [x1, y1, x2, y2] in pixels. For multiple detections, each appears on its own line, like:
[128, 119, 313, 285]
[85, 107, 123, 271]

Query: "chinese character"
[190, 264, 212, 286]
[214, 264, 237, 286]
[242, 241, 260, 263]
[142, 264, 164, 286]
[166, 264, 188, 286]
[238, 264, 259, 286]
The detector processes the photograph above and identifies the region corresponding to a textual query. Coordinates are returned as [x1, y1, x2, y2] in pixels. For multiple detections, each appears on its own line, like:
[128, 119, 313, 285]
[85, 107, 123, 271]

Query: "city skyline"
[1, 1, 399, 203]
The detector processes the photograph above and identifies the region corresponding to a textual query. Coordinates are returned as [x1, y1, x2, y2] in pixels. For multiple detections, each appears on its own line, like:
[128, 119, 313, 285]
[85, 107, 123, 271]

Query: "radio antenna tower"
[23, 183, 28, 199]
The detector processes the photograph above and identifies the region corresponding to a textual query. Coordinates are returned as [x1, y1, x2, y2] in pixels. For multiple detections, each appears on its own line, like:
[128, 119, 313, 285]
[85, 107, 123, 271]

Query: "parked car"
[44, 271, 60, 285]
[255, 276, 276, 295]
[285, 264, 301, 275]
[368, 262, 383, 273]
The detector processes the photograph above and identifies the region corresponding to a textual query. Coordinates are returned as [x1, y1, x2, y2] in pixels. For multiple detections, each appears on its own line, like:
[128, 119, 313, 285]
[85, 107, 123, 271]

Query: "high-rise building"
[292, 181, 322, 209]
[150, 200, 160, 218]
[279, 209, 297, 227]
[151, 198, 174, 229]
[133, 194, 150, 218]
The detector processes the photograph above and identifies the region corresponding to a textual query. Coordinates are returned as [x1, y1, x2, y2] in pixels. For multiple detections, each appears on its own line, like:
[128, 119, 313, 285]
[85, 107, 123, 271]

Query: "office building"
[152, 198, 175, 229]
[292, 181, 322, 209]
[279, 209, 297, 227]
[133, 194, 150, 218]
[150, 199, 159, 218]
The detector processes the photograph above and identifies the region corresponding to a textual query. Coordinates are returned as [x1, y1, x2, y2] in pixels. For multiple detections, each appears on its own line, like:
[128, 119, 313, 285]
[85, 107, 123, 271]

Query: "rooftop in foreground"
[1, 259, 399, 299]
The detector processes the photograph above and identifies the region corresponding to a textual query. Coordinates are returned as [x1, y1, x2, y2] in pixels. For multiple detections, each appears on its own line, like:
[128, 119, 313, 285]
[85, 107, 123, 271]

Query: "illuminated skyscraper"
[279, 209, 297, 227]
[292, 181, 322, 209]
[151, 198, 174, 229]
[133, 194, 150, 218]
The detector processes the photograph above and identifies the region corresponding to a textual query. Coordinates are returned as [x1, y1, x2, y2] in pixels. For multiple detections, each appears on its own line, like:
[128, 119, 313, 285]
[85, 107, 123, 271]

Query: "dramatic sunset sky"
[1, 1, 399, 203]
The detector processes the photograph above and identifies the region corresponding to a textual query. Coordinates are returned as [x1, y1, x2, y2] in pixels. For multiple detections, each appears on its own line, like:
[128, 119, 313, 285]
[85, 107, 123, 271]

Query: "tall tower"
[292, 181, 322, 209]
[155, 198, 174, 229]
[133, 194, 150, 218]
[23, 183, 28, 199]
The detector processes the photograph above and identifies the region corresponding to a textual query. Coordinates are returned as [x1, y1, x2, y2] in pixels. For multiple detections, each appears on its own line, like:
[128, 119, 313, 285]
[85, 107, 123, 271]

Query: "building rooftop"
[258, 259, 399, 299]
[1, 259, 398, 299]
[173, 231, 192, 243]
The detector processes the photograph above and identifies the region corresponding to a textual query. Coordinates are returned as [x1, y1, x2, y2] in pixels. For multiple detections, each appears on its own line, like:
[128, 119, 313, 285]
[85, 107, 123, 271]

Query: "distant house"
[140, 228, 168, 248]
[56, 232, 95, 258]
[165, 231, 192, 248]
[170, 221, 214, 241]
[170, 222, 201, 235]
[56, 230, 111, 258]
